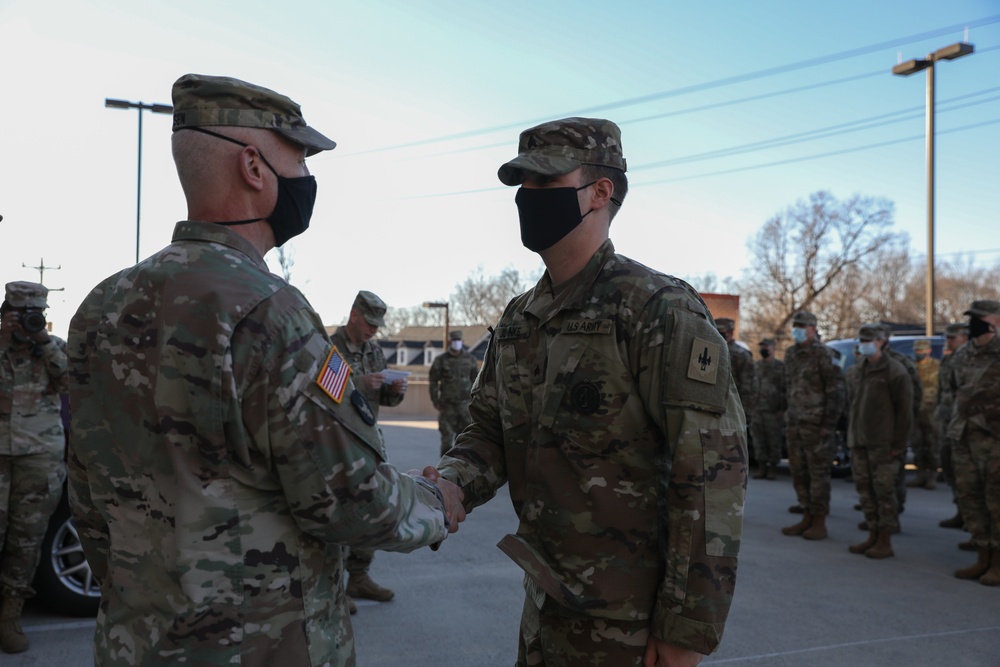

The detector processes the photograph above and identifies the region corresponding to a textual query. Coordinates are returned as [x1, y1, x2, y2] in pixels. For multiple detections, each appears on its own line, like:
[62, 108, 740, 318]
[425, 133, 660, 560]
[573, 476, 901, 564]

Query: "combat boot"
[849, 531, 877, 554]
[958, 539, 977, 551]
[905, 470, 927, 488]
[347, 573, 395, 601]
[939, 511, 964, 529]
[865, 530, 894, 559]
[788, 504, 804, 514]
[922, 473, 936, 490]
[752, 464, 768, 480]
[955, 547, 991, 580]
[0, 595, 28, 653]
[766, 466, 777, 480]
[347, 596, 357, 615]
[781, 512, 812, 536]
[802, 514, 828, 540]
[979, 550, 1000, 587]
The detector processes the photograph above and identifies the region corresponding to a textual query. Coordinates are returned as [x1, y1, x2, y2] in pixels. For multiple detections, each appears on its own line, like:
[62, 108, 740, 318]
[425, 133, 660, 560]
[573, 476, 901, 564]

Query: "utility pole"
[21, 258, 65, 292]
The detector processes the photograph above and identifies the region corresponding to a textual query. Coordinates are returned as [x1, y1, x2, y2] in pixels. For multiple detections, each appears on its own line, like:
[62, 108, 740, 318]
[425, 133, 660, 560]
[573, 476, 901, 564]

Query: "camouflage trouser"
[852, 445, 903, 533]
[953, 427, 1000, 550]
[516, 591, 647, 667]
[939, 437, 956, 493]
[437, 402, 472, 458]
[786, 421, 832, 515]
[911, 404, 940, 470]
[751, 411, 784, 466]
[0, 450, 66, 597]
[344, 547, 374, 576]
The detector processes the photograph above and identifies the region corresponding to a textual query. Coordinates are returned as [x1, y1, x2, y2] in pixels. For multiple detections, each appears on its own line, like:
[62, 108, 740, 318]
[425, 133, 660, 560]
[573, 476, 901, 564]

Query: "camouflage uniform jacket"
[946, 335, 1000, 440]
[886, 347, 922, 417]
[916, 356, 940, 408]
[783, 338, 843, 429]
[438, 240, 747, 656]
[0, 336, 68, 456]
[850, 354, 913, 454]
[67, 221, 448, 667]
[727, 341, 757, 416]
[752, 358, 785, 416]
[935, 351, 959, 426]
[428, 349, 478, 406]
[329, 329, 402, 423]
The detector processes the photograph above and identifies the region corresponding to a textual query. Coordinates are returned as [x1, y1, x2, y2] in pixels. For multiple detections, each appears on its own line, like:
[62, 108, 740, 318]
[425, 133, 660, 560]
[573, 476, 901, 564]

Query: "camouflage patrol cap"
[715, 318, 735, 331]
[945, 322, 969, 336]
[759, 338, 776, 347]
[449, 330, 463, 340]
[4, 281, 48, 309]
[964, 300, 1000, 318]
[497, 117, 627, 186]
[913, 339, 932, 351]
[171, 74, 336, 156]
[352, 290, 386, 327]
[791, 310, 817, 326]
[858, 323, 885, 340]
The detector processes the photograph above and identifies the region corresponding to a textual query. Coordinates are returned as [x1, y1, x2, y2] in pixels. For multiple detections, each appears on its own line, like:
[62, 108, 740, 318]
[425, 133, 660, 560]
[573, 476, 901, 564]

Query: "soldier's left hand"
[420, 465, 466, 533]
[643, 637, 704, 667]
[363, 373, 384, 390]
[391, 378, 408, 395]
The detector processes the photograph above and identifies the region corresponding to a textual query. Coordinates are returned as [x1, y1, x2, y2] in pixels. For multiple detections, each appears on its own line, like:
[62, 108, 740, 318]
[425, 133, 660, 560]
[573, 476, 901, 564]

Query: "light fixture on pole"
[422, 301, 450, 352]
[105, 98, 174, 264]
[892, 40, 974, 336]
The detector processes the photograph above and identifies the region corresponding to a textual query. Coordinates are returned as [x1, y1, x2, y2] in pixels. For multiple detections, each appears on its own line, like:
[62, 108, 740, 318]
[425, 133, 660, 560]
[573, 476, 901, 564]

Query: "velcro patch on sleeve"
[316, 345, 352, 404]
[687, 337, 721, 385]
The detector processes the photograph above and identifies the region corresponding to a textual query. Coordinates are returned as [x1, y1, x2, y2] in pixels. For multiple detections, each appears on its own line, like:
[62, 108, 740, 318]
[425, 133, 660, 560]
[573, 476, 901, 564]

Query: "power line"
[350, 14, 1000, 155]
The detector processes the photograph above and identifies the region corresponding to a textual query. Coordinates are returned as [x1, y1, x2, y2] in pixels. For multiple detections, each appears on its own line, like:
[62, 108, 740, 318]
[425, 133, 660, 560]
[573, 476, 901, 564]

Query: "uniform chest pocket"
[497, 341, 532, 432]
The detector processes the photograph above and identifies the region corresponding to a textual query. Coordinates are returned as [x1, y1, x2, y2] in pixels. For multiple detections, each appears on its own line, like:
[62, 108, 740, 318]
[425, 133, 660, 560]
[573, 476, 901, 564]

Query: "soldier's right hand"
[417, 465, 466, 533]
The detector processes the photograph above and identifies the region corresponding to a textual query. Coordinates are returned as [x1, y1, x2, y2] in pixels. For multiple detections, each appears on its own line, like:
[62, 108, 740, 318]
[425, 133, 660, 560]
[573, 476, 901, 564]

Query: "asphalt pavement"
[14, 419, 1000, 666]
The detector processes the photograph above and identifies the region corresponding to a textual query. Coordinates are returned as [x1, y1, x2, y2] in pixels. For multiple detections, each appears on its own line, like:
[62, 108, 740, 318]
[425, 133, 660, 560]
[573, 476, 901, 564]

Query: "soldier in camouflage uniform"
[946, 300, 1000, 585]
[880, 326, 922, 516]
[847, 324, 913, 559]
[752, 338, 784, 480]
[432, 118, 747, 666]
[936, 322, 970, 529]
[907, 338, 940, 489]
[330, 290, 408, 607]
[66, 74, 464, 667]
[781, 311, 844, 541]
[0, 282, 67, 654]
[715, 319, 757, 466]
[429, 330, 479, 457]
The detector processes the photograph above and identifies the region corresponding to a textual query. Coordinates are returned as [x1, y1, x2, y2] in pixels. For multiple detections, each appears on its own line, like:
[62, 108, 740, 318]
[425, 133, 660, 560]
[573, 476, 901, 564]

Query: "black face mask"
[179, 127, 317, 247]
[514, 181, 595, 252]
[969, 316, 993, 338]
[759, 348, 771, 358]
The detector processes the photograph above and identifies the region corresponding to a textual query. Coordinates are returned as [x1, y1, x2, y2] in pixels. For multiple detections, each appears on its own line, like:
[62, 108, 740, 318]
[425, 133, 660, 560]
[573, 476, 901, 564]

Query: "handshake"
[409, 465, 467, 534]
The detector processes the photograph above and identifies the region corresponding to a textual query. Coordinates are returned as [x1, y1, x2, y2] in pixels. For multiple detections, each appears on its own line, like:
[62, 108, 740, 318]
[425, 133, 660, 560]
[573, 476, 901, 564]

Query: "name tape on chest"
[316, 345, 352, 403]
[495, 324, 529, 341]
[561, 319, 613, 335]
[687, 337, 721, 385]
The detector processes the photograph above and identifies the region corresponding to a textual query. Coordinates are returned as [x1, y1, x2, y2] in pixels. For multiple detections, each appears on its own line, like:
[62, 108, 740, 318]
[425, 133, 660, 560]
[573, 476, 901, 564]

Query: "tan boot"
[346, 573, 395, 601]
[803, 514, 828, 540]
[0, 595, 28, 654]
[955, 547, 991, 580]
[781, 512, 812, 536]
[980, 550, 1000, 586]
[939, 511, 964, 529]
[752, 465, 768, 480]
[923, 472, 936, 490]
[905, 470, 926, 488]
[849, 531, 877, 554]
[347, 596, 358, 615]
[865, 530, 894, 559]
[766, 466, 777, 480]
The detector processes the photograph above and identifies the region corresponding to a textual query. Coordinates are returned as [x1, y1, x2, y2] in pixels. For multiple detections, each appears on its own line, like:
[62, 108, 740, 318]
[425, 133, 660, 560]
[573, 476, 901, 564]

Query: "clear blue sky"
[1, 0, 998, 335]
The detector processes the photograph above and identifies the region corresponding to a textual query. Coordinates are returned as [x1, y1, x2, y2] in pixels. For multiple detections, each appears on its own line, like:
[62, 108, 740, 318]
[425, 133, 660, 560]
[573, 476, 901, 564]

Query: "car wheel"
[33, 496, 101, 617]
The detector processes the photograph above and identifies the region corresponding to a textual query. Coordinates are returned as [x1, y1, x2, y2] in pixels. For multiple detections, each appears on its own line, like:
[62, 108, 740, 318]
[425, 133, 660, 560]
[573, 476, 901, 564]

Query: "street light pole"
[105, 98, 174, 264]
[892, 41, 974, 336]
[422, 301, 450, 353]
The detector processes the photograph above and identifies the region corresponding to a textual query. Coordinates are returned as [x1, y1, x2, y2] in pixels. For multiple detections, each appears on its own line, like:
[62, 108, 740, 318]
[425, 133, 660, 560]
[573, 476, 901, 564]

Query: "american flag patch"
[316, 345, 352, 403]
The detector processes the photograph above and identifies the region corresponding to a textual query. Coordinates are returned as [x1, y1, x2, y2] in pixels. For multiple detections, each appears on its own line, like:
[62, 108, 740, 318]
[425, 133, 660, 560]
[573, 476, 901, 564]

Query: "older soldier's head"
[170, 74, 336, 253]
[344, 290, 387, 345]
[715, 318, 736, 343]
[497, 117, 628, 254]
[944, 322, 969, 353]
[964, 300, 1000, 342]
[790, 311, 817, 345]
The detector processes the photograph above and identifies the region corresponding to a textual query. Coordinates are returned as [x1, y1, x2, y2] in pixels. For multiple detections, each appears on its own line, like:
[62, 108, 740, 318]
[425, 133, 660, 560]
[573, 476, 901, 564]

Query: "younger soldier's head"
[912, 339, 932, 361]
[448, 330, 463, 355]
[790, 311, 817, 345]
[758, 338, 775, 359]
[944, 322, 969, 352]
[497, 117, 627, 254]
[345, 290, 386, 345]
[857, 323, 885, 361]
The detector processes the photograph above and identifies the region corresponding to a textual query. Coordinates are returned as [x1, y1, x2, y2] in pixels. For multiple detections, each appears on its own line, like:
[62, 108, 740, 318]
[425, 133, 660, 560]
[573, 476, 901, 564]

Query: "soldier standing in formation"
[847, 324, 913, 559]
[907, 338, 940, 489]
[428, 330, 479, 457]
[716, 318, 756, 460]
[67, 74, 463, 666]
[947, 300, 1000, 585]
[782, 310, 844, 541]
[330, 290, 409, 609]
[432, 117, 747, 666]
[880, 326, 921, 515]
[752, 338, 785, 480]
[936, 322, 970, 530]
[0, 282, 67, 654]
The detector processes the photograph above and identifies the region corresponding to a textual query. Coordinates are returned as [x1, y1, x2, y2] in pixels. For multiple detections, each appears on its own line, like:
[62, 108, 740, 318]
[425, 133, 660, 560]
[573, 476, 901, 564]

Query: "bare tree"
[451, 265, 536, 325]
[741, 191, 903, 341]
[380, 306, 434, 338]
[275, 246, 295, 282]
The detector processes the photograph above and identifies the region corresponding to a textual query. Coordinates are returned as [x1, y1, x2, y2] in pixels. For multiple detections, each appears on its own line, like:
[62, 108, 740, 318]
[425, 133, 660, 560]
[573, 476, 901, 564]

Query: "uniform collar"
[171, 221, 268, 271]
[525, 239, 615, 322]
